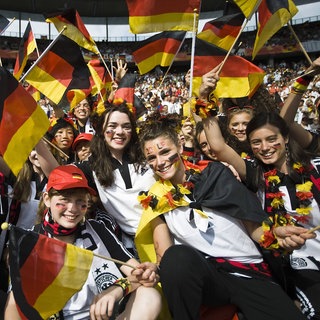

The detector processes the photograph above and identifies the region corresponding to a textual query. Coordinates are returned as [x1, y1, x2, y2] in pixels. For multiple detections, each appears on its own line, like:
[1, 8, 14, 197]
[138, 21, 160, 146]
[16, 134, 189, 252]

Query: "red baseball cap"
[46, 165, 96, 195]
[72, 133, 93, 151]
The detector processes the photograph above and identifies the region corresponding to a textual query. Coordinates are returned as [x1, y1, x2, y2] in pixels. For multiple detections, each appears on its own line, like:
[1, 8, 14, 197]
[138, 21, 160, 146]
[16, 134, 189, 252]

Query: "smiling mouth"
[63, 215, 78, 221]
[157, 163, 172, 173]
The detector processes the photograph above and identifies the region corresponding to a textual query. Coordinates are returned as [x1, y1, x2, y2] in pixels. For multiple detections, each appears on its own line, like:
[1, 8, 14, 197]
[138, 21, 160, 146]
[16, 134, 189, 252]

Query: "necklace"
[260, 162, 314, 251]
[138, 159, 202, 214]
[264, 162, 313, 225]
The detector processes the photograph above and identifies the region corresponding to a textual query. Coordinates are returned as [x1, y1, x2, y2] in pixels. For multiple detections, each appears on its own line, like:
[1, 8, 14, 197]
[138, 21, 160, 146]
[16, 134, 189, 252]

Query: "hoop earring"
[285, 143, 291, 164]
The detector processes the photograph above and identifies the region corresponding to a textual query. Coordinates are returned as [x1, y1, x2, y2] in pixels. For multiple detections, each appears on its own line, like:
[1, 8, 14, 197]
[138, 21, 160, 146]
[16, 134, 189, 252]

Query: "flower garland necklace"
[138, 160, 203, 215]
[260, 162, 314, 250]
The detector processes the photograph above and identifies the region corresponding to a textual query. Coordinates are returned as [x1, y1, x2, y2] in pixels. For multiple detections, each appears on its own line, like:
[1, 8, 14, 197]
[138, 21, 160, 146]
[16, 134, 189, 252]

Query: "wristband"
[191, 97, 219, 119]
[291, 76, 311, 95]
[112, 278, 132, 297]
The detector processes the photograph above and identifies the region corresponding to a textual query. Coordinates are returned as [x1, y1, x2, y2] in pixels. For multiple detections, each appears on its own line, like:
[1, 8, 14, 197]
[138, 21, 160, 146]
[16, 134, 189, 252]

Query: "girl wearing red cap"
[5, 165, 161, 320]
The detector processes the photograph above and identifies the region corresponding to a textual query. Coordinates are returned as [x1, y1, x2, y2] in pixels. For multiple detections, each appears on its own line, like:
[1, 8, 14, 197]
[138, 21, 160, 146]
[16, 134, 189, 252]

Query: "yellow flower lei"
[260, 162, 314, 251]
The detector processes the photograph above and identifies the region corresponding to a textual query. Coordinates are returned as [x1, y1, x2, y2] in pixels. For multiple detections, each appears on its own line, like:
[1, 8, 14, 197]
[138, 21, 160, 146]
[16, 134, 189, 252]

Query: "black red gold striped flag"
[87, 59, 112, 96]
[13, 22, 37, 80]
[113, 73, 147, 118]
[232, 0, 260, 19]
[197, 13, 244, 51]
[9, 226, 93, 319]
[45, 8, 99, 54]
[126, 0, 200, 34]
[132, 31, 186, 75]
[25, 35, 91, 105]
[0, 67, 49, 176]
[192, 39, 265, 99]
[24, 83, 41, 102]
[252, 0, 298, 58]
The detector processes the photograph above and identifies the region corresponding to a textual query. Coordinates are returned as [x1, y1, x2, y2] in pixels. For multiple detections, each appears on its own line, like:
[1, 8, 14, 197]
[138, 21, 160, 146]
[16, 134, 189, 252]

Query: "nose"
[260, 140, 270, 150]
[238, 124, 245, 131]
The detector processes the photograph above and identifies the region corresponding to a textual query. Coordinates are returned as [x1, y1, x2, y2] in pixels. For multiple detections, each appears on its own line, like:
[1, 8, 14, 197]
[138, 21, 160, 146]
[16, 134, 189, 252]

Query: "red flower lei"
[260, 163, 314, 250]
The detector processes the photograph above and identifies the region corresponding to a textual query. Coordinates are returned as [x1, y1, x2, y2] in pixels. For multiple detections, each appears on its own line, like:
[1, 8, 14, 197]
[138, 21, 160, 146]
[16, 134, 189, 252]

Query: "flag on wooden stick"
[25, 35, 91, 105]
[8, 226, 93, 320]
[252, 0, 298, 59]
[193, 39, 265, 99]
[0, 67, 49, 176]
[13, 21, 37, 80]
[45, 8, 99, 54]
[132, 31, 186, 75]
[126, 0, 200, 34]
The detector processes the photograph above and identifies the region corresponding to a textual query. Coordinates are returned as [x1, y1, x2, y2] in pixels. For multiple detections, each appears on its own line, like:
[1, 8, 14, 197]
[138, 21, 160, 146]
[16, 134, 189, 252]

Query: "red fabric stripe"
[0, 85, 36, 153]
[133, 38, 181, 62]
[20, 236, 66, 305]
[37, 51, 74, 87]
[126, 0, 200, 16]
[114, 87, 135, 105]
[194, 55, 262, 78]
[204, 23, 241, 39]
[257, 0, 272, 36]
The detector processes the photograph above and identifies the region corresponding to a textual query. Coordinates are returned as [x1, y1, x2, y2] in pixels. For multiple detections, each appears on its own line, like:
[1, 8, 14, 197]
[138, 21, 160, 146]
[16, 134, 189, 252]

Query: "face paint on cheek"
[272, 142, 281, 149]
[149, 164, 154, 170]
[55, 203, 67, 210]
[168, 153, 179, 164]
[105, 130, 114, 135]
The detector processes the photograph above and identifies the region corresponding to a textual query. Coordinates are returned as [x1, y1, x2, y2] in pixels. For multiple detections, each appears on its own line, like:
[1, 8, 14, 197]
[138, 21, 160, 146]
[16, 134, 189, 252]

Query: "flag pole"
[0, 17, 16, 36]
[20, 26, 67, 82]
[216, 0, 262, 75]
[96, 49, 114, 81]
[42, 137, 69, 159]
[159, 33, 187, 89]
[1, 222, 136, 269]
[93, 252, 136, 269]
[287, 22, 312, 66]
[188, 8, 199, 100]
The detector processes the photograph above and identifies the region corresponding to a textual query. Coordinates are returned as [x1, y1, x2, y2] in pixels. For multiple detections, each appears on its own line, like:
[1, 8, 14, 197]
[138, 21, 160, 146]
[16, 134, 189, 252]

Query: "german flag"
[133, 31, 186, 75]
[13, 22, 37, 80]
[9, 226, 93, 320]
[252, 0, 298, 59]
[192, 39, 265, 99]
[24, 83, 41, 102]
[0, 67, 49, 176]
[0, 14, 10, 33]
[197, 13, 244, 51]
[45, 8, 99, 54]
[232, 0, 261, 19]
[25, 35, 91, 105]
[87, 59, 112, 96]
[126, 0, 200, 34]
[113, 73, 147, 118]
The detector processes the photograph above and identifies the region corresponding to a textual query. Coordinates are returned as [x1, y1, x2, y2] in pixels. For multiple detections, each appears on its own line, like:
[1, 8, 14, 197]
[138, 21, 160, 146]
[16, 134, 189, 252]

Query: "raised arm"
[197, 65, 247, 181]
[280, 57, 320, 149]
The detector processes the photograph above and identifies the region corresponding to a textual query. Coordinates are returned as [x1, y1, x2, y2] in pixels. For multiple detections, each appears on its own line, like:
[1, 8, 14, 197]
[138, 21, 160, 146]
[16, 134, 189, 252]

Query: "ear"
[43, 192, 51, 208]
[179, 142, 184, 155]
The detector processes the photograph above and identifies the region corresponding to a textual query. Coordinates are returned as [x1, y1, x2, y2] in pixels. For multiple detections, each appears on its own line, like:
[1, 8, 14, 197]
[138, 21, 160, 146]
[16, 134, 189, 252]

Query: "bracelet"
[259, 213, 294, 252]
[112, 278, 132, 297]
[191, 98, 219, 119]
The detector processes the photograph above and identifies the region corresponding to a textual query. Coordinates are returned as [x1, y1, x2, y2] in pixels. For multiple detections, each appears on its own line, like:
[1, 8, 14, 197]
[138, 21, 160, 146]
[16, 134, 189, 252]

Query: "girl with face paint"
[136, 111, 314, 320]
[86, 102, 156, 256]
[5, 165, 161, 320]
[203, 110, 320, 319]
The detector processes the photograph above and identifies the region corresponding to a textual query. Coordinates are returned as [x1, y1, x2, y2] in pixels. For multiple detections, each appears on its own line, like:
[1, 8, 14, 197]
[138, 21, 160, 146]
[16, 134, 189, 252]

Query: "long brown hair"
[90, 102, 144, 187]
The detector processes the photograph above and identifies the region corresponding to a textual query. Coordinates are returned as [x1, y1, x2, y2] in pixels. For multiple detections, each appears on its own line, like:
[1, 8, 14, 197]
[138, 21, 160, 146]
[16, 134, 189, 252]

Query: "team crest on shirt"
[92, 260, 121, 293]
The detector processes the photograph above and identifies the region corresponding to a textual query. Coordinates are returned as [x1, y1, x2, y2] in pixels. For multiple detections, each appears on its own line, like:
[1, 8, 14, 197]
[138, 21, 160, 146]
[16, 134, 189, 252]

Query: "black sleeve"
[88, 220, 132, 264]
